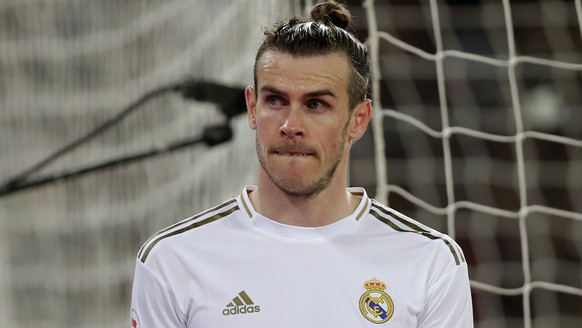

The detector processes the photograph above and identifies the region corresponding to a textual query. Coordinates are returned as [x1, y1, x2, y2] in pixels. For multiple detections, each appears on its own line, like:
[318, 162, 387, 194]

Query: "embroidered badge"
[359, 278, 394, 324]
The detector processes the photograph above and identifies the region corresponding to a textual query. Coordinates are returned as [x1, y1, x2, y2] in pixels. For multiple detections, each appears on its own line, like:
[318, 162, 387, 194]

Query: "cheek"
[255, 113, 285, 137]
[318, 127, 345, 153]
[327, 117, 350, 139]
[255, 110, 277, 126]
[254, 125, 272, 149]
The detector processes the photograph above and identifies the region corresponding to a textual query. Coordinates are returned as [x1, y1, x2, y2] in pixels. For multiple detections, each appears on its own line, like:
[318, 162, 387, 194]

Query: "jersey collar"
[237, 185, 371, 240]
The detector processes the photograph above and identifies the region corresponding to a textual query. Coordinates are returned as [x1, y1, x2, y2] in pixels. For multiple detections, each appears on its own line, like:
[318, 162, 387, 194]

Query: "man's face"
[246, 50, 369, 198]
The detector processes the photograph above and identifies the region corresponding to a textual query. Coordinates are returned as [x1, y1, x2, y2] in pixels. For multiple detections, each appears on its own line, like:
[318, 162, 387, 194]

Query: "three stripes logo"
[222, 291, 261, 316]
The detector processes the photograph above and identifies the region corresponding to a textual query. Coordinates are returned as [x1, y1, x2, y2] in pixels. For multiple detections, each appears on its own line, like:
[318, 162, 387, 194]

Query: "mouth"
[270, 144, 315, 157]
[275, 151, 311, 157]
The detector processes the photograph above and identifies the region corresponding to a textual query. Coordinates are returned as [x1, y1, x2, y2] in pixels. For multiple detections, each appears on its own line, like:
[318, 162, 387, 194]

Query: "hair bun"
[310, 1, 351, 29]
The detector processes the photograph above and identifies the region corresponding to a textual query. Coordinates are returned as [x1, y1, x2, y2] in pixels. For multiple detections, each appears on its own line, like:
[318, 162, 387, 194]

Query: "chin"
[277, 183, 324, 199]
[272, 174, 332, 199]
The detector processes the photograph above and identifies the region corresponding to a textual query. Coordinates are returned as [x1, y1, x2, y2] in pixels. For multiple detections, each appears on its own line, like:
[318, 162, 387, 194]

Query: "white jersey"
[130, 186, 473, 327]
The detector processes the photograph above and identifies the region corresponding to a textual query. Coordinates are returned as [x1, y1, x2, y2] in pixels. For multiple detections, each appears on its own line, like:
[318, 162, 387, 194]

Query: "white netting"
[355, 0, 582, 327]
[0, 0, 300, 327]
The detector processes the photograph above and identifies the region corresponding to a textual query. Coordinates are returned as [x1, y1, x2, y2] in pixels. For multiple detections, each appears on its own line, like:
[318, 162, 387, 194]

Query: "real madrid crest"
[359, 278, 394, 324]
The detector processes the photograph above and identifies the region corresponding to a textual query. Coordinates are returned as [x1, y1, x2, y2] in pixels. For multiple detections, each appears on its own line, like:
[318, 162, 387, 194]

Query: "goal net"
[349, 0, 582, 327]
[0, 0, 299, 327]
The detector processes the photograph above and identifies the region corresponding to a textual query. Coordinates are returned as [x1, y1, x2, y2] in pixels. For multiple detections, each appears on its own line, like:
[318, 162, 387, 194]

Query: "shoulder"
[367, 199, 466, 267]
[137, 197, 241, 264]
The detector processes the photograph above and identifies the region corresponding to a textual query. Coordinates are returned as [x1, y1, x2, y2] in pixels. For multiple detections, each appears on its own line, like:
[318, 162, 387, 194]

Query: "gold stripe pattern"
[139, 199, 238, 263]
[370, 201, 465, 266]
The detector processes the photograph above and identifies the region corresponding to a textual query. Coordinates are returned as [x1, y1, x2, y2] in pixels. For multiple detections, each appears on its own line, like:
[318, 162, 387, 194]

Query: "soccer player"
[130, 1, 473, 327]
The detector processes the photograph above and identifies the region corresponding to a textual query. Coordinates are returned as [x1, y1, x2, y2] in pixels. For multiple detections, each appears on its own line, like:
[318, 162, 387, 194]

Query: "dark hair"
[253, 1, 370, 111]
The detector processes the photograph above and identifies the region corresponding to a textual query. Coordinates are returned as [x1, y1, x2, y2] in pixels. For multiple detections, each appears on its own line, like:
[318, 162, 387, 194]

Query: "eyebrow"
[260, 85, 287, 96]
[305, 89, 338, 100]
[260, 85, 338, 100]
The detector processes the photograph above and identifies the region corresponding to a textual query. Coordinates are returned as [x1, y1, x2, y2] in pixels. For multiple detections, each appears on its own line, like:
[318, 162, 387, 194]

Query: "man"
[130, 1, 473, 327]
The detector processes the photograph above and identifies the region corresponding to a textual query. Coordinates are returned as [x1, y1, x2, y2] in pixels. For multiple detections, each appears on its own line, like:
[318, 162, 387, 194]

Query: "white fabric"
[131, 186, 473, 327]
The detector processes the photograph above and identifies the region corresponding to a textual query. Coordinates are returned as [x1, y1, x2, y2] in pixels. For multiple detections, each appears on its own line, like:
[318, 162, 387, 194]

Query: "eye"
[265, 95, 285, 107]
[306, 99, 327, 110]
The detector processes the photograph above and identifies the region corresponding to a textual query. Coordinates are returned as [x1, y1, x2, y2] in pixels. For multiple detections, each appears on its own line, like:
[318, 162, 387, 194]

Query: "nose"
[279, 107, 305, 138]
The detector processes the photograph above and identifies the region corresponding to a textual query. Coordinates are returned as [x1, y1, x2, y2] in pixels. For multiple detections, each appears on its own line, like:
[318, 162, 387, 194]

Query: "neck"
[250, 171, 360, 227]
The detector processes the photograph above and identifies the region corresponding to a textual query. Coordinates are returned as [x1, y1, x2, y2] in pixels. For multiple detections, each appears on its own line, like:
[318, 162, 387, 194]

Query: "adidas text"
[222, 305, 261, 316]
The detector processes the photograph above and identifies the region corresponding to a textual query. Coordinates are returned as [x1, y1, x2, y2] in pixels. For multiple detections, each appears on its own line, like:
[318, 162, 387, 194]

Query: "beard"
[256, 130, 347, 199]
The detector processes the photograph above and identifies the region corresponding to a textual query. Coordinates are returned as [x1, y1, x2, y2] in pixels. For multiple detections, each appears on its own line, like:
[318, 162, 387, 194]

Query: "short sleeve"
[130, 258, 186, 328]
[417, 262, 474, 328]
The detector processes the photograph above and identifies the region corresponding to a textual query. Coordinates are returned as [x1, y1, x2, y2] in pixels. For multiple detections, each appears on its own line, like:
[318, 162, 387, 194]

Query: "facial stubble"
[256, 117, 351, 199]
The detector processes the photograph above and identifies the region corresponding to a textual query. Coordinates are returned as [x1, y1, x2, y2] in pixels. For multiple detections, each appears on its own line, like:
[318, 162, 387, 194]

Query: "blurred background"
[0, 0, 581, 327]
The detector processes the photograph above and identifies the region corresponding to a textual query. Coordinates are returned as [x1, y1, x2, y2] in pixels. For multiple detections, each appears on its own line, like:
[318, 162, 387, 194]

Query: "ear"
[347, 99, 372, 141]
[245, 85, 257, 130]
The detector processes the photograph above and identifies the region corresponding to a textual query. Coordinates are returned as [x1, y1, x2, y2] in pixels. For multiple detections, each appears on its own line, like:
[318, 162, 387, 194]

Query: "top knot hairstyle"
[253, 0, 370, 111]
[310, 1, 351, 29]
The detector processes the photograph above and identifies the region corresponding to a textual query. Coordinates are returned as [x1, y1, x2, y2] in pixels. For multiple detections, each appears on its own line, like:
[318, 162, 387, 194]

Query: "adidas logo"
[222, 291, 261, 316]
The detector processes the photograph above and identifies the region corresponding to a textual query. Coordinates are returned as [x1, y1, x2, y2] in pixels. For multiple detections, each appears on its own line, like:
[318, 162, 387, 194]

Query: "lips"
[276, 151, 310, 157]
[270, 144, 315, 157]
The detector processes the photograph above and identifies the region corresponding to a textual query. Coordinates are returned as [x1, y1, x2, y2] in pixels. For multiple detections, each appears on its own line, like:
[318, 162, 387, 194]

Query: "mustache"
[269, 141, 317, 155]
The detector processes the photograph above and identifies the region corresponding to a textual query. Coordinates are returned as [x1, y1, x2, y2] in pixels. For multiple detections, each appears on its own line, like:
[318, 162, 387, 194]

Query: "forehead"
[256, 50, 351, 95]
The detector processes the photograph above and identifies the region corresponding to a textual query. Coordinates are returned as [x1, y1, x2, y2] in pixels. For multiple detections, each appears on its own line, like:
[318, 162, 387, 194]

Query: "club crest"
[359, 278, 394, 324]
